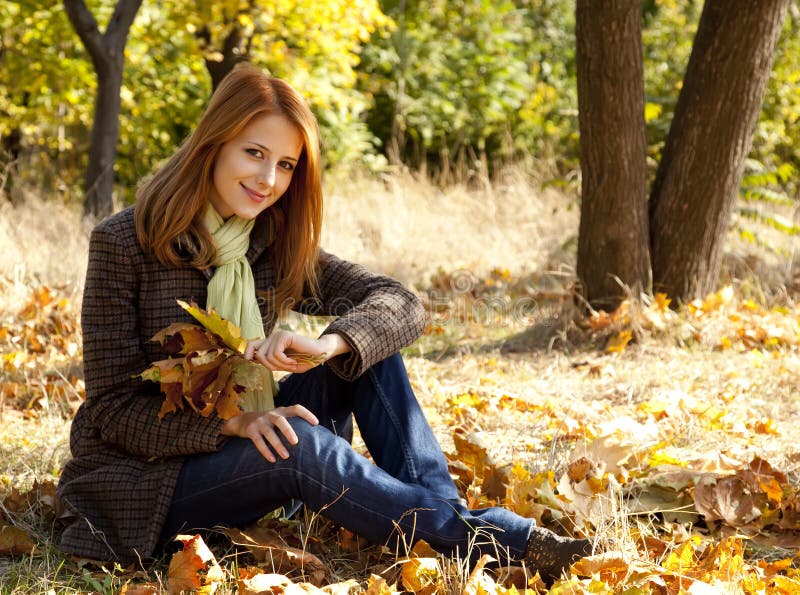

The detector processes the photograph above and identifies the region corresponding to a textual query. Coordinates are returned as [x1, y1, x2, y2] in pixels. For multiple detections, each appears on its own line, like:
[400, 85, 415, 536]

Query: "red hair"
[135, 64, 322, 315]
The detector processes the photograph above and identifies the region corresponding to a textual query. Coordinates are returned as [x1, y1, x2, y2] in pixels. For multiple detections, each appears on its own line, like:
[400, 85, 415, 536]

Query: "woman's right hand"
[220, 405, 319, 463]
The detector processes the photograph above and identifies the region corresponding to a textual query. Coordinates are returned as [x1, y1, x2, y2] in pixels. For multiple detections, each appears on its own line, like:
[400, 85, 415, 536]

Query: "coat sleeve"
[79, 225, 225, 458]
[293, 250, 427, 380]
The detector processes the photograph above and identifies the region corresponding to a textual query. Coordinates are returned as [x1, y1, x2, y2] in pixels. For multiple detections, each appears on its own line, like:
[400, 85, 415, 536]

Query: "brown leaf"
[693, 474, 761, 527]
[0, 522, 35, 554]
[224, 526, 325, 574]
[567, 457, 596, 483]
[167, 534, 224, 595]
[151, 322, 218, 354]
[572, 551, 666, 589]
[571, 552, 629, 584]
[178, 300, 247, 353]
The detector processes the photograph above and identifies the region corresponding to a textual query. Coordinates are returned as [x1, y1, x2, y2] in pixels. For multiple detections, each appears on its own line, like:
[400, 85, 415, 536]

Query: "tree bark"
[64, 0, 142, 219]
[575, 0, 650, 310]
[649, 0, 789, 300]
[199, 24, 248, 91]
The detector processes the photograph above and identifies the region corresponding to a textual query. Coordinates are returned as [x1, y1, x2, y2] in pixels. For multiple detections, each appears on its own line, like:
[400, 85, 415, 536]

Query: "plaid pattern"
[57, 206, 426, 562]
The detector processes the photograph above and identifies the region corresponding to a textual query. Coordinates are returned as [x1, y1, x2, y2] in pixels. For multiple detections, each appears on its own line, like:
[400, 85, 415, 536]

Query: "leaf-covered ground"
[3, 266, 800, 594]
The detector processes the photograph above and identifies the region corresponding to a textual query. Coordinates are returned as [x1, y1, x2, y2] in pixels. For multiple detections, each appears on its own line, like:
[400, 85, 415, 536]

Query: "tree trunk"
[64, 0, 142, 219]
[83, 64, 124, 218]
[200, 25, 247, 91]
[649, 0, 789, 300]
[575, 0, 649, 310]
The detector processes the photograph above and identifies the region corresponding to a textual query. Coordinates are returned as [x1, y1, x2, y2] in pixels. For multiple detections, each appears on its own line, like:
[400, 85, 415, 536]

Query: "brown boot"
[525, 526, 592, 584]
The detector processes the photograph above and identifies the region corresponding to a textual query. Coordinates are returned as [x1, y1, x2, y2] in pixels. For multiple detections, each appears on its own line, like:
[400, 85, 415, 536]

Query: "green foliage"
[640, 0, 800, 197]
[164, 0, 391, 170]
[1, 0, 389, 204]
[0, 0, 96, 196]
[734, 160, 798, 256]
[360, 0, 577, 174]
[1, 0, 797, 203]
[756, 10, 800, 197]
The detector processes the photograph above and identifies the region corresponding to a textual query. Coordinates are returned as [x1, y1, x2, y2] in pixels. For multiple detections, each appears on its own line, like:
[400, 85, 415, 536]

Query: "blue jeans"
[161, 353, 533, 561]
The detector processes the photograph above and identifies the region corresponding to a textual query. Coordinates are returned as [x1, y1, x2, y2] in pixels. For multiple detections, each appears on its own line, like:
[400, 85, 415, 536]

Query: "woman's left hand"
[245, 331, 350, 373]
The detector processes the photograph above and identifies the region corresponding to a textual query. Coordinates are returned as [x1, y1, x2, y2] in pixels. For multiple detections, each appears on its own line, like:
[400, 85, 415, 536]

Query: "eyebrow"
[248, 141, 299, 163]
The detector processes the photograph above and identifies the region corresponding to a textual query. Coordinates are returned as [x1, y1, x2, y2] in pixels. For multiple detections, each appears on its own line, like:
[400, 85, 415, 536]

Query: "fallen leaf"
[365, 574, 398, 595]
[400, 557, 442, 595]
[238, 572, 291, 595]
[0, 522, 35, 554]
[225, 526, 325, 574]
[167, 534, 224, 595]
[462, 553, 495, 595]
[119, 583, 161, 595]
[693, 475, 761, 527]
[321, 579, 361, 595]
[571, 552, 629, 586]
[605, 330, 633, 353]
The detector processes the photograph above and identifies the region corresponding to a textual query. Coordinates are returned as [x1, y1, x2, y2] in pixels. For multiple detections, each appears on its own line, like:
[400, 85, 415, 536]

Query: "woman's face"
[209, 113, 304, 220]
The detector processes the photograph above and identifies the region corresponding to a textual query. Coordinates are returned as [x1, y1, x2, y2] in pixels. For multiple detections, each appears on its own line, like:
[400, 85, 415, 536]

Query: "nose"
[256, 161, 276, 188]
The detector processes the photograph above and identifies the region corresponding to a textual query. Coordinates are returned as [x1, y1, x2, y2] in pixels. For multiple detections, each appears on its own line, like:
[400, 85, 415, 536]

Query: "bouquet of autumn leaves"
[139, 300, 325, 420]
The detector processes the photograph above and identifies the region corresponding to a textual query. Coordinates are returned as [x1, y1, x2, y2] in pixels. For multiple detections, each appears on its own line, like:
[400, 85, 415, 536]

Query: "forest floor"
[2, 175, 800, 593]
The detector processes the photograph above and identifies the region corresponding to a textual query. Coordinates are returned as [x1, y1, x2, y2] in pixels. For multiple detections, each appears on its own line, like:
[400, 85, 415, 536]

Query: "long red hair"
[135, 64, 322, 315]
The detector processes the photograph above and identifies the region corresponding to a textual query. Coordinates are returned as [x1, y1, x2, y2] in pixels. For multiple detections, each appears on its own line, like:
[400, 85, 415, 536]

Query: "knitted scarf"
[204, 205, 277, 412]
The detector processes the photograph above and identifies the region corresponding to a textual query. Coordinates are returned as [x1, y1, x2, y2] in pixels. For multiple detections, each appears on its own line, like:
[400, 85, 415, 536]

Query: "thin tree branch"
[63, 0, 104, 64]
[106, 0, 144, 49]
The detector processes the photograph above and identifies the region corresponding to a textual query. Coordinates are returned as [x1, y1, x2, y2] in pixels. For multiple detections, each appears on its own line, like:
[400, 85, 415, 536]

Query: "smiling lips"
[240, 182, 267, 203]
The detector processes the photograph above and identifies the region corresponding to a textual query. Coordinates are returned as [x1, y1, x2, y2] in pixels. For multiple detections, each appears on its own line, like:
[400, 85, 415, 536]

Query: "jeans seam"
[367, 366, 418, 483]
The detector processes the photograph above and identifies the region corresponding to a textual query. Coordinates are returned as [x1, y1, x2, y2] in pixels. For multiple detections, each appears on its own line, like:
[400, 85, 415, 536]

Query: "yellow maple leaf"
[177, 300, 247, 354]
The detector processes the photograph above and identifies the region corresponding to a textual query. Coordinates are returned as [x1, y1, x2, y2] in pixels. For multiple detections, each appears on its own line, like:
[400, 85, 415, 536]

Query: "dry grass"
[321, 168, 577, 285]
[2, 170, 800, 592]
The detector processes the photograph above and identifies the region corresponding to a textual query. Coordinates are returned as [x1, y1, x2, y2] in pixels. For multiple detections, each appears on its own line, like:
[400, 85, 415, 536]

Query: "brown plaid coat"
[57, 206, 426, 562]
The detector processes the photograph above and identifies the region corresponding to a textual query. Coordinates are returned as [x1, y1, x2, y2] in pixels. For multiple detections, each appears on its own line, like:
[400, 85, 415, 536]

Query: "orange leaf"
[167, 534, 224, 595]
[366, 574, 398, 595]
[571, 552, 630, 586]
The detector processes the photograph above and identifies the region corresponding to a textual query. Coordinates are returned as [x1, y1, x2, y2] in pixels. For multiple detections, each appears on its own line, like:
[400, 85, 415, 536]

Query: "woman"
[57, 64, 591, 582]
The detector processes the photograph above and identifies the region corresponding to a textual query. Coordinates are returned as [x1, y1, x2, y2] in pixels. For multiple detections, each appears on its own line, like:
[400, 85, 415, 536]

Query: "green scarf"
[204, 205, 277, 412]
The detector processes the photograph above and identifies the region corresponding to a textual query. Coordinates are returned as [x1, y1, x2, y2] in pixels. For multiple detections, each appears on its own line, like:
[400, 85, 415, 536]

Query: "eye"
[246, 148, 263, 158]
[278, 160, 295, 172]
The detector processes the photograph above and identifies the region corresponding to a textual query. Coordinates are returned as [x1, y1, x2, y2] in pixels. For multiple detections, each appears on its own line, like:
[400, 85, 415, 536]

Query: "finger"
[261, 425, 291, 459]
[270, 415, 299, 446]
[245, 342, 255, 360]
[254, 345, 276, 369]
[266, 353, 296, 372]
[248, 431, 276, 463]
[286, 404, 319, 426]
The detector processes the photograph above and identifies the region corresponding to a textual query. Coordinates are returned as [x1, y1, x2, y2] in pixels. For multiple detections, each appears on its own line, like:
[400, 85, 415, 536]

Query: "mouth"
[240, 183, 267, 203]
